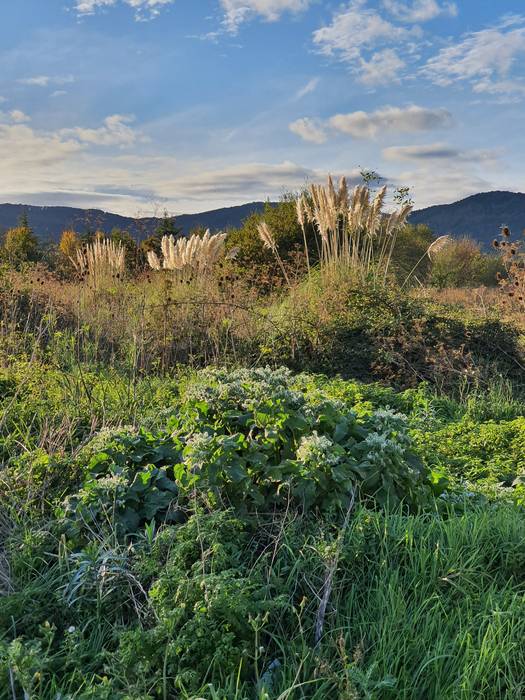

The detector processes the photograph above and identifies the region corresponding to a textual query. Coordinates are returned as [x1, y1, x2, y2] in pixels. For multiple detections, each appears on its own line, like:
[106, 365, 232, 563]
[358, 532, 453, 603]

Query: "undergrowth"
[1, 365, 525, 698]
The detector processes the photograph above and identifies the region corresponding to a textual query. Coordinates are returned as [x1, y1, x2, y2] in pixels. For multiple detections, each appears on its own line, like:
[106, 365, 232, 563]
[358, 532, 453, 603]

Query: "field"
[1, 181, 525, 699]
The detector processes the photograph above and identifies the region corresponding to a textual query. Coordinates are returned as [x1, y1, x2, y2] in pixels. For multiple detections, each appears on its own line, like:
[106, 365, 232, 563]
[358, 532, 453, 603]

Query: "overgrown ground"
[1, 360, 525, 699]
[1, 188, 525, 698]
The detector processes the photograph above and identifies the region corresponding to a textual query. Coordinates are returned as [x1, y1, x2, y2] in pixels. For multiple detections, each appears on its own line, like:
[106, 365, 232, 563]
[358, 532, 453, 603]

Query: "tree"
[140, 213, 182, 260]
[2, 213, 40, 267]
[155, 211, 181, 239]
[59, 229, 81, 260]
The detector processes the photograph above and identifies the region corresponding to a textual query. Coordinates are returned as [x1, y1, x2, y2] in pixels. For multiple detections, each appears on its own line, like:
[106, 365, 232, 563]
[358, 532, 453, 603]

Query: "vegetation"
[1, 179, 524, 698]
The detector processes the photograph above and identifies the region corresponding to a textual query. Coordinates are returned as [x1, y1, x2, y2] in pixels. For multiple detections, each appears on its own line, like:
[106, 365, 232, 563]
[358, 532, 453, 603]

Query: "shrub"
[428, 237, 502, 288]
[57, 367, 430, 547]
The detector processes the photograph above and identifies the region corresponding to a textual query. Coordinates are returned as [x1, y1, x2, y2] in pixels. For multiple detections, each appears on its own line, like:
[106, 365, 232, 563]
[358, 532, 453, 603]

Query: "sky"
[0, 0, 524, 216]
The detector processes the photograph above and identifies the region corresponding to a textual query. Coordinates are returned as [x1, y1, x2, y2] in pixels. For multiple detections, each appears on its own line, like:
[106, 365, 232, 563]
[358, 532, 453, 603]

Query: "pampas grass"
[402, 235, 453, 288]
[257, 222, 291, 286]
[427, 235, 452, 260]
[264, 176, 412, 287]
[147, 230, 227, 281]
[301, 176, 412, 283]
[74, 236, 126, 290]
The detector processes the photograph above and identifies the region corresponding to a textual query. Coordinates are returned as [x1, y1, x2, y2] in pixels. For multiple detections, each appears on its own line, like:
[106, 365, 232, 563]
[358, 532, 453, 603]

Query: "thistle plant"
[74, 236, 126, 289]
[294, 176, 413, 285]
[494, 226, 525, 313]
[147, 230, 227, 281]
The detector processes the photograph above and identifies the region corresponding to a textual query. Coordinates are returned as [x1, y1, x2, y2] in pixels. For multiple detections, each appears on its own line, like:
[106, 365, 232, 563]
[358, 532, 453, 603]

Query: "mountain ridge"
[409, 190, 525, 245]
[1, 190, 524, 246]
[0, 201, 273, 241]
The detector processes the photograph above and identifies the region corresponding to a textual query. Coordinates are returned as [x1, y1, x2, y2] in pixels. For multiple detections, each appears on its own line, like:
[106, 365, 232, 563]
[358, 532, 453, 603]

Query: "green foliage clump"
[428, 237, 502, 288]
[1, 214, 40, 268]
[225, 199, 316, 270]
[260, 281, 524, 391]
[2, 365, 525, 697]
[413, 416, 525, 484]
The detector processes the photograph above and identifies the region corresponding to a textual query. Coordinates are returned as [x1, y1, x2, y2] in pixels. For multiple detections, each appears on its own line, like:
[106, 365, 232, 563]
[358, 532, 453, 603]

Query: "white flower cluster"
[369, 408, 411, 446]
[296, 431, 341, 467]
[184, 366, 306, 412]
[76, 426, 137, 461]
[184, 432, 215, 471]
[363, 432, 405, 469]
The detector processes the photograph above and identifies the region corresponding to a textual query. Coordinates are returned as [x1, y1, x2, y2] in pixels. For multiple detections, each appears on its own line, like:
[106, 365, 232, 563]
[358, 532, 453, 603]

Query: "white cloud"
[51, 91, 68, 98]
[359, 49, 405, 85]
[0, 123, 83, 171]
[289, 117, 327, 143]
[382, 142, 498, 163]
[9, 110, 31, 124]
[382, 0, 457, 23]
[312, 0, 418, 85]
[329, 105, 453, 139]
[295, 77, 320, 100]
[0, 106, 338, 215]
[164, 160, 321, 198]
[18, 75, 74, 87]
[59, 115, 143, 147]
[75, 0, 175, 20]
[423, 18, 525, 96]
[396, 167, 494, 208]
[220, 0, 312, 32]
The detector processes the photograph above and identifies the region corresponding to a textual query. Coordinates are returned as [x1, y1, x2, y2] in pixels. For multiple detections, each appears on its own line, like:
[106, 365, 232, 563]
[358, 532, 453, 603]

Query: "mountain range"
[408, 191, 525, 246]
[0, 190, 524, 246]
[0, 202, 270, 241]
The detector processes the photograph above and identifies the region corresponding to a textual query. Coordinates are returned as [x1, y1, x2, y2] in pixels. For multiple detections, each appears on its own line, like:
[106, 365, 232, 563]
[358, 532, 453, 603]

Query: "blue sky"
[0, 0, 524, 215]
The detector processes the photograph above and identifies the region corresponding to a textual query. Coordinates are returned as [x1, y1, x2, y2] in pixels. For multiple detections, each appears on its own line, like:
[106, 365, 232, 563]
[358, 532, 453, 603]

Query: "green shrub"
[413, 416, 525, 484]
[58, 367, 430, 547]
[260, 282, 524, 391]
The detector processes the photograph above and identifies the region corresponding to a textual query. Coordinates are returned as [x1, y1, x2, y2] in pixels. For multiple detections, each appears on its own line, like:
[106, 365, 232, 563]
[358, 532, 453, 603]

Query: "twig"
[314, 489, 356, 648]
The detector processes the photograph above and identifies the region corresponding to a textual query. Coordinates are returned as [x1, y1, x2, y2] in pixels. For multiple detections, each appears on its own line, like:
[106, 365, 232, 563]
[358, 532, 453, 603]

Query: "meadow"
[1, 178, 525, 699]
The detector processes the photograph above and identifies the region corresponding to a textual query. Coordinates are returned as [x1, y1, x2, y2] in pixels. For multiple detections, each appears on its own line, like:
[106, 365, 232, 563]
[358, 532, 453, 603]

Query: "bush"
[428, 237, 502, 288]
[259, 280, 525, 392]
[57, 367, 431, 549]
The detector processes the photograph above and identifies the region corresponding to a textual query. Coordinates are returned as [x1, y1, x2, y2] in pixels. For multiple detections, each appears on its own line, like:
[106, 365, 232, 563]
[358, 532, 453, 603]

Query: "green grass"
[1, 363, 525, 698]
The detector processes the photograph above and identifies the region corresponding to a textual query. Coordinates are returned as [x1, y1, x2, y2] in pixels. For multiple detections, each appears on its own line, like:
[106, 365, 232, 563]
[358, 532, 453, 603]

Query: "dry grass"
[0, 257, 271, 371]
[415, 285, 525, 325]
[74, 236, 126, 290]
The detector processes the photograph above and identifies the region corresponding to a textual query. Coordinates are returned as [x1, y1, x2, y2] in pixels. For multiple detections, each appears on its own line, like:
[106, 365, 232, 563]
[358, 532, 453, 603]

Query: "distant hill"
[0, 201, 273, 242]
[2, 191, 524, 247]
[409, 191, 525, 246]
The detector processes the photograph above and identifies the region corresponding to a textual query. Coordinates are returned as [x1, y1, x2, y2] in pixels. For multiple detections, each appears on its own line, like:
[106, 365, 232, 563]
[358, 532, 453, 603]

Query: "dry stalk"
[402, 235, 453, 288]
[494, 226, 525, 314]
[314, 488, 356, 648]
[257, 222, 291, 287]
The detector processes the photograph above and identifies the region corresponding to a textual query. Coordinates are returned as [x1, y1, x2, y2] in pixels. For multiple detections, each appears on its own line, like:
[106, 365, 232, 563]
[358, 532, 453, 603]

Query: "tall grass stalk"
[296, 176, 412, 285]
[147, 230, 227, 282]
[74, 236, 126, 290]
